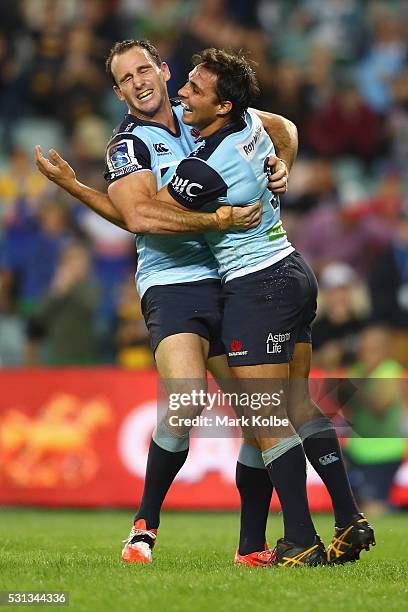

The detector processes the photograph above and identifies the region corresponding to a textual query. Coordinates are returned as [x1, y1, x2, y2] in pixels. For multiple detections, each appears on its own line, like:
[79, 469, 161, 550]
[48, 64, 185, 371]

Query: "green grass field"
[0, 509, 407, 612]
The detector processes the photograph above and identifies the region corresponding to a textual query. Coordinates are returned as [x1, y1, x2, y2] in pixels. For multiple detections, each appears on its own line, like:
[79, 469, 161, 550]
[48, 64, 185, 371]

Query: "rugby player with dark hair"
[136, 47, 376, 567]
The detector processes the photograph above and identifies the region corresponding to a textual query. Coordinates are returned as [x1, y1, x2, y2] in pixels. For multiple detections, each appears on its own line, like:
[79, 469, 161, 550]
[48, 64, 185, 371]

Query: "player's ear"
[113, 85, 125, 102]
[217, 100, 232, 117]
[161, 62, 171, 83]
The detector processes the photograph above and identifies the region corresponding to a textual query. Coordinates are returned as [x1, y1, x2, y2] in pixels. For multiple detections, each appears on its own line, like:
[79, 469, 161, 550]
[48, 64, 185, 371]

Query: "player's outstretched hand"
[267, 155, 288, 194]
[216, 201, 261, 231]
[35, 145, 76, 190]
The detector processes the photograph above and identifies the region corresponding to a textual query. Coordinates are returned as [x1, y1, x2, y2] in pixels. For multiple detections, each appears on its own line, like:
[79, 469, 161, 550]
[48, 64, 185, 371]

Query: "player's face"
[178, 65, 231, 134]
[112, 47, 170, 119]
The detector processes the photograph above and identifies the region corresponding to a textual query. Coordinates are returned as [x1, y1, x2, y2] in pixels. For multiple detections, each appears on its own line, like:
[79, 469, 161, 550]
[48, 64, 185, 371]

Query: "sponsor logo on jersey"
[236, 124, 263, 160]
[228, 339, 248, 357]
[268, 220, 287, 241]
[319, 452, 339, 466]
[153, 143, 171, 155]
[171, 173, 203, 198]
[266, 332, 290, 354]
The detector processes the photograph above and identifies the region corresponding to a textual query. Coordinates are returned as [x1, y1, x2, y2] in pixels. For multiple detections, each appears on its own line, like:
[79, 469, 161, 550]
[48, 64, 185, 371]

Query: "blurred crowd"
[0, 0, 407, 514]
[0, 0, 407, 374]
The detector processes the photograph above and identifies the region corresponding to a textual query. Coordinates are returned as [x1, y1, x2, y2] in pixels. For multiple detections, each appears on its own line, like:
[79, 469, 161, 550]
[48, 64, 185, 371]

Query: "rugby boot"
[234, 545, 276, 567]
[272, 535, 327, 567]
[327, 513, 375, 564]
[121, 519, 157, 564]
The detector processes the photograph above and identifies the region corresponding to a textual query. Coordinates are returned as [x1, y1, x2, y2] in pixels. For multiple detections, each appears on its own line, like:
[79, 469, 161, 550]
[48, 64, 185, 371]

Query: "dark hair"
[191, 48, 260, 120]
[106, 39, 162, 86]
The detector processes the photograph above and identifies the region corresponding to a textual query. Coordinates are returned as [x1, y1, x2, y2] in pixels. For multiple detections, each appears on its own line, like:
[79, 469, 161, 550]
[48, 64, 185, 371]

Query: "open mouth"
[137, 89, 154, 101]
[181, 101, 193, 113]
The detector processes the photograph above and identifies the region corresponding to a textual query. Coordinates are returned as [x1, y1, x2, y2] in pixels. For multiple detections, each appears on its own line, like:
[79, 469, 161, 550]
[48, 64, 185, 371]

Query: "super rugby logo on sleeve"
[107, 139, 142, 175]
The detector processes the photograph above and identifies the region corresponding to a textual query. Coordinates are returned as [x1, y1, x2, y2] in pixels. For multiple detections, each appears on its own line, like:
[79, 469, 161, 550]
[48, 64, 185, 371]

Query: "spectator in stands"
[0, 148, 48, 219]
[0, 268, 25, 366]
[25, 1, 67, 117]
[355, 9, 407, 114]
[27, 241, 100, 365]
[112, 277, 153, 369]
[0, 196, 79, 315]
[296, 165, 394, 275]
[283, 157, 338, 217]
[171, 0, 270, 98]
[304, 80, 382, 160]
[312, 262, 369, 371]
[0, 32, 26, 146]
[295, 0, 364, 59]
[56, 25, 106, 127]
[259, 59, 313, 138]
[386, 65, 408, 163]
[345, 325, 406, 516]
[77, 0, 124, 51]
[368, 209, 408, 367]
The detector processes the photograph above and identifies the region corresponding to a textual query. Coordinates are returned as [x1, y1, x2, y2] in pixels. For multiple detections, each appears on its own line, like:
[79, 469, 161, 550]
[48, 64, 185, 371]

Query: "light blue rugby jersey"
[104, 101, 219, 297]
[167, 110, 294, 283]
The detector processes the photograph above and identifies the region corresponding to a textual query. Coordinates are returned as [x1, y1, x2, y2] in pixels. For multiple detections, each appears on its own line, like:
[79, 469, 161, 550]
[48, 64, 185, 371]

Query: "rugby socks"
[236, 461, 273, 555]
[300, 420, 359, 527]
[153, 419, 190, 452]
[264, 441, 317, 547]
[134, 439, 188, 530]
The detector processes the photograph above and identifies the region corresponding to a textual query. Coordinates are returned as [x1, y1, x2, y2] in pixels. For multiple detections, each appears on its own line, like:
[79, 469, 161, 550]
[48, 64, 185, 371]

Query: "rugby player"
[135, 48, 376, 567]
[35, 40, 298, 564]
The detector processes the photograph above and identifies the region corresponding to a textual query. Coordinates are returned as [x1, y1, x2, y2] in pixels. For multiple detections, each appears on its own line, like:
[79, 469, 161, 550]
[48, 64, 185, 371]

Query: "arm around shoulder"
[250, 109, 298, 170]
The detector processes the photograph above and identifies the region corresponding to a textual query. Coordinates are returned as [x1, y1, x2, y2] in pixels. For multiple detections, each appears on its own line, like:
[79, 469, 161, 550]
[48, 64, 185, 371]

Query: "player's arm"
[113, 157, 250, 231]
[35, 146, 129, 230]
[106, 135, 260, 234]
[155, 157, 245, 226]
[35, 144, 260, 234]
[252, 110, 298, 170]
[108, 171, 260, 234]
[250, 109, 298, 193]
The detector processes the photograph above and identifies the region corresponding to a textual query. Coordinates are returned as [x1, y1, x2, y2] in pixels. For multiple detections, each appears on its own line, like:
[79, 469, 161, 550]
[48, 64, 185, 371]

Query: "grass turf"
[0, 509, 407, 612]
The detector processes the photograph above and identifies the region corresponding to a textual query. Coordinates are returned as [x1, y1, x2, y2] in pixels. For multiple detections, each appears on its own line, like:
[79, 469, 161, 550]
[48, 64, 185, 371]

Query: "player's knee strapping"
[238, 441, 266, 469]
[261, 434, 302, 467]
[297, 416, 335, 442]
[153, 420, 189, 453]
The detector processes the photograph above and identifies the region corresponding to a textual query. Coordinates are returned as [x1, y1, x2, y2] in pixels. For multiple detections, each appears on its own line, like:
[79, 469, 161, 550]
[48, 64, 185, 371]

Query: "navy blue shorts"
[141, 279, 225, 358]
[222, 251, 318, 366]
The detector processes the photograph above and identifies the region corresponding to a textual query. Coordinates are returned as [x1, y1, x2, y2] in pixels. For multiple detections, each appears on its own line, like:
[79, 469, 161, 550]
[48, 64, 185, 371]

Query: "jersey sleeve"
[104, 134, 152, 185]
[167, 158, 227, 210]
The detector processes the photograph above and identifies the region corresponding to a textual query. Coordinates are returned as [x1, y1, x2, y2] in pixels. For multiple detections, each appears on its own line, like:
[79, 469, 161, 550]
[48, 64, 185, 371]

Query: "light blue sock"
[152, 420, 189, 452]
[261, 435, 302, 467]
[297, 417, 335, 442]
[238, 441, 266, 469]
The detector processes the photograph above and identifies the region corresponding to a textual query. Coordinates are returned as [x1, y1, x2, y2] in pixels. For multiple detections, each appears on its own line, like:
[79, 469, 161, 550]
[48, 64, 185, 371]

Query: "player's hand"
[216, 201, 261, 231]
[35, 145, 76, 189]
[267, 155, 289, 194]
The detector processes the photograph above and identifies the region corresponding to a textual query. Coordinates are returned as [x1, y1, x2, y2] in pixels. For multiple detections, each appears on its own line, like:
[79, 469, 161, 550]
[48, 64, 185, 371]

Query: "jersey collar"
[124, 104, 182, 138]
[195, 116, 247, 145]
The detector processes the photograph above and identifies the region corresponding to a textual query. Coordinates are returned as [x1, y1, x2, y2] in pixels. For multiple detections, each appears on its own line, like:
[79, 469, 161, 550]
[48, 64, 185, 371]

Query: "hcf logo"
[171, 174, 203, 197]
